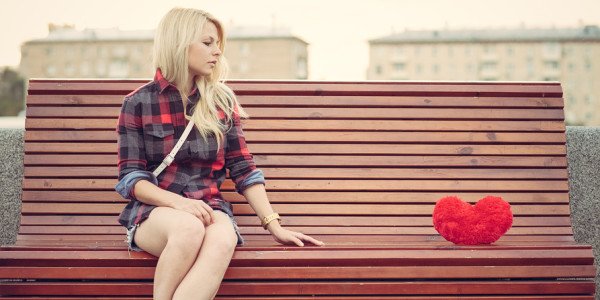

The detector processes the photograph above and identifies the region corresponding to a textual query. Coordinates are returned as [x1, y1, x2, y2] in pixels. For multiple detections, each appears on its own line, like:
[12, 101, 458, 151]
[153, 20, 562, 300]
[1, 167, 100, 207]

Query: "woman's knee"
[205, 214, 238, 255]
[167, 215, 206, 254]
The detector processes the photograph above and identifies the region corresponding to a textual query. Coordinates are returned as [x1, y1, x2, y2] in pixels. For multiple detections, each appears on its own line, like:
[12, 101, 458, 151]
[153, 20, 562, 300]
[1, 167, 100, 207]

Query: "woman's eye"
[203, 42, 211, 46]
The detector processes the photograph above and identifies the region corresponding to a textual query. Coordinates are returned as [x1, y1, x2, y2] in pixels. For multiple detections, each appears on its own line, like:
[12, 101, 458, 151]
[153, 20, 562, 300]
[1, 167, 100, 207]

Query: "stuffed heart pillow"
[433, 196, 513, 245]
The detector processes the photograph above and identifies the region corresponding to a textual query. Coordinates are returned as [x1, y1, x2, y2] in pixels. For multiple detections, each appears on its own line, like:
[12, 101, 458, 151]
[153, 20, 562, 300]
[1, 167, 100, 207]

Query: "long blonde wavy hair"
[153, 7, 248, 147]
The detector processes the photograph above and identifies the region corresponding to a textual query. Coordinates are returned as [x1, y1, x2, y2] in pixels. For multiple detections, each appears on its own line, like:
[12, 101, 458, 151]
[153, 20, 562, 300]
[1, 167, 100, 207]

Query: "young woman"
[115, 7, 324, 300]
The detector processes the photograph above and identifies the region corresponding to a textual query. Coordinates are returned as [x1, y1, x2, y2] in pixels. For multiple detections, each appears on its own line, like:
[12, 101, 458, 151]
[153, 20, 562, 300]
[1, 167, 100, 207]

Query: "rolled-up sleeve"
[115, 96, 157, 199]
[224, 110, 266, 194]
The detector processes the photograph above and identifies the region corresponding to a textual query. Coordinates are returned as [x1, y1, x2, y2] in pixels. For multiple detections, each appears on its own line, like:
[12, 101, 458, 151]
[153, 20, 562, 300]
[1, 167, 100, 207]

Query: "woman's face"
[188, 21, 222, 78]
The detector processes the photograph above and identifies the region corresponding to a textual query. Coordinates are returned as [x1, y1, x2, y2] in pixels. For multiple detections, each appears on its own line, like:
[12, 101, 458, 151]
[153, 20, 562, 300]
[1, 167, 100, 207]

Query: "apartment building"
[19, 23, 308, 80]
[368, 25, 600, 125]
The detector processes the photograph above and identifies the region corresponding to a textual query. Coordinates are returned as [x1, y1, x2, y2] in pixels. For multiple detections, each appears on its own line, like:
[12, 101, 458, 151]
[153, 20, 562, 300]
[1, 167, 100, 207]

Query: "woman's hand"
[267, 222, 325, 247]
[169, 195, 215, 226]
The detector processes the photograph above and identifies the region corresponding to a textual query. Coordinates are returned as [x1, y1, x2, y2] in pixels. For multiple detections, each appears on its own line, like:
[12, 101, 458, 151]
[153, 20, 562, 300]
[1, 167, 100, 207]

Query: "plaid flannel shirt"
[115, 69, 265, 230]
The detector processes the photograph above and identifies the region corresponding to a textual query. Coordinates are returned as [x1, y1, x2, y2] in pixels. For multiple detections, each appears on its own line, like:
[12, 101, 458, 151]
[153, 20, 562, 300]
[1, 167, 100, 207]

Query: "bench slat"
[0, 265, 595, 280]
[0, 297, 595, 300]
[21, 191, 571, 203]
[22, 130, 568, 143]
[26, 106, 565, 120]
[25, 118, 566, 131]
[1, 248, 594, 266]
[26, 94, 564, 108]
[16, 225, 574, 236]
[23, 167, 569, 180]
[23, 154, 568, 168]
[22, 141, 567, 157]
[19, 203, 571, 216]
[0, 281, 594, 296]
[19, 215, 574, 227]
[27, 80, 563, 96]
[21, 178, 570, 192]
[13, 234, 577, 244]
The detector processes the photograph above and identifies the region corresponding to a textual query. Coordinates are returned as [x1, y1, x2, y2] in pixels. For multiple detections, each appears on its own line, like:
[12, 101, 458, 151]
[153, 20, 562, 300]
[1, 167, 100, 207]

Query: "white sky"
[2, 0, 600, 80]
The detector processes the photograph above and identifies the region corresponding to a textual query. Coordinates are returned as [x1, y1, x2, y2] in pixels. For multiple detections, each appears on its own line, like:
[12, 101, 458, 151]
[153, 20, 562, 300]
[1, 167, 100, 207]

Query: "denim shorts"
[125, 208, 245, 252]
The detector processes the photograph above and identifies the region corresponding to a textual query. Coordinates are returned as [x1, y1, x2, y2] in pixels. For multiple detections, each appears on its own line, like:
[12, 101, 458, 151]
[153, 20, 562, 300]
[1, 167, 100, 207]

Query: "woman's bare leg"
[133, 206, 206, 300]
[172, 210, 238, 300]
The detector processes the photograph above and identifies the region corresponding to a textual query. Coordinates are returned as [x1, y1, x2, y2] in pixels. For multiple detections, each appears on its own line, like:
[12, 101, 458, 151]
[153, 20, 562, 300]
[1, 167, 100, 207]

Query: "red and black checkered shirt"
[116, 69, 264, 229]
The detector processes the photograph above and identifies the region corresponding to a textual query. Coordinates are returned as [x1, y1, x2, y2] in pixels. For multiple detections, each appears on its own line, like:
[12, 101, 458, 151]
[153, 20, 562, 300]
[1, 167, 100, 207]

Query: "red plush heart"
[433, 196, 513, 245]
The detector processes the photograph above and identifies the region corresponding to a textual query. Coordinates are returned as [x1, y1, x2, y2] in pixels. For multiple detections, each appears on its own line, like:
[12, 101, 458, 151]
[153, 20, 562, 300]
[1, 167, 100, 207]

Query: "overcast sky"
[2, 0, 600, 80]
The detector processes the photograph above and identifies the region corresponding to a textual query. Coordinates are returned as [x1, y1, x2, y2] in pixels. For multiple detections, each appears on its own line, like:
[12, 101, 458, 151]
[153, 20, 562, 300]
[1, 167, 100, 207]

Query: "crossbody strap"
[152, 120, 195, 177]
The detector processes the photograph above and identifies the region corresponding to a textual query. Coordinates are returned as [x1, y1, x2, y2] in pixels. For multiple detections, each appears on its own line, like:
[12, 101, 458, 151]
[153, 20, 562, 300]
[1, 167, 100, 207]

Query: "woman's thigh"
[133, 206, 206, 257]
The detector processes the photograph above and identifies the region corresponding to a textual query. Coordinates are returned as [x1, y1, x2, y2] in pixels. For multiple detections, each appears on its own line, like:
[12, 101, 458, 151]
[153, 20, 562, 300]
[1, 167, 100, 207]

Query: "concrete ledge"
[1, 127, 598, 294]
[566, 126, 600, 295]
[0, 128, 23, 245]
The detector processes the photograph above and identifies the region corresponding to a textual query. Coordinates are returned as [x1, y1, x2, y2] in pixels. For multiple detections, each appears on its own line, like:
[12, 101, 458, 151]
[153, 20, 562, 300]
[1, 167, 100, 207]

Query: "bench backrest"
[19, 79, 571, 246]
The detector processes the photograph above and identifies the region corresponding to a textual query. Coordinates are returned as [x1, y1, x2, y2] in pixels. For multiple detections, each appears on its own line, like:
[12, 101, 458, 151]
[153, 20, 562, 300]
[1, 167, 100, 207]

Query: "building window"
[569, 63, 576, 72]
[394, 63, 406, 72]
[45, 65, 57, 76]
[65, 62, 75, 76]
[395, 46, 404, 56]
[414, 46, 420, 56]
[97, 47, 107, 57]
[109, 59, 129, 77]
[585, 59, 592, 71]
[543, 42, 560, 57]
[507, 46, 514, 56]
[545, 61, 560, 70]
[239, 61, 249, 73]
[296, 57, 307, 79]
[375, 65, 382, 75]
[527, 60, 535, 78]
[80, 62, 90, 76]
[240, 43, 250, 57]
[416, 64, 423, 74]
[433, 64, 439, 74]
[431, 46, 437, 57]
[96, 61, 106, 76]
[112, 46, 127, 58]
[46, 47, 54, 56]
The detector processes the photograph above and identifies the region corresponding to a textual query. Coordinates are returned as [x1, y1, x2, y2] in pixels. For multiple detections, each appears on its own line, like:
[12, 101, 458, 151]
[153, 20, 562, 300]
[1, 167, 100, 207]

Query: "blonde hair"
[153, 7, 248, 147]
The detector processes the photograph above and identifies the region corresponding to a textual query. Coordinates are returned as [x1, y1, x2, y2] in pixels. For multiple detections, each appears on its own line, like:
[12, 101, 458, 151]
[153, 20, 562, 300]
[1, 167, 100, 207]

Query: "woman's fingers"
[290, 236, 304, 247]
[297, 232, 325, 246]
[198, 201, 215, 224]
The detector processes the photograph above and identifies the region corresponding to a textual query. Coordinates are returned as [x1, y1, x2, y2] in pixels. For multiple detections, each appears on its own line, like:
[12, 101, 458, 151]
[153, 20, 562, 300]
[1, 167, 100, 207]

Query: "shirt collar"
[154, 69, 199, 97]
[154, 69, 172, 94]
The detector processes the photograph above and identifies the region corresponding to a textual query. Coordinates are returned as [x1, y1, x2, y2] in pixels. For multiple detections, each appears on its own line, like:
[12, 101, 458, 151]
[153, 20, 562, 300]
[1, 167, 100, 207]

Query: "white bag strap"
[152, 120, 195, 177]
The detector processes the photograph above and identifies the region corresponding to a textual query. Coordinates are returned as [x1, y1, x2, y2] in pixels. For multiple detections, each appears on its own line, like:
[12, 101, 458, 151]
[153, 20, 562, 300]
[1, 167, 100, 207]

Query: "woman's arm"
[243, 184, 325, 247]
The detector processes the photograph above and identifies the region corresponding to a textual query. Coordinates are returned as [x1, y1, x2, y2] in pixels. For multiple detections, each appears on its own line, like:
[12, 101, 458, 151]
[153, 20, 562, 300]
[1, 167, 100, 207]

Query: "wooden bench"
[0, 79, 596, 299]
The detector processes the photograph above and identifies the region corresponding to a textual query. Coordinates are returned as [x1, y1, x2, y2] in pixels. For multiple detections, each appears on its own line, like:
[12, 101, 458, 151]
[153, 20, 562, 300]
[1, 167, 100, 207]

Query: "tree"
[0, 67, 25, 116]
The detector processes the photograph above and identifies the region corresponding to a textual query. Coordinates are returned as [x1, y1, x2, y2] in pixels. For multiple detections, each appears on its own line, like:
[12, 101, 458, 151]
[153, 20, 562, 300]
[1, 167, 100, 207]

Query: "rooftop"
[370, 25, 600, 44]
[25, 24, 307, 44]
